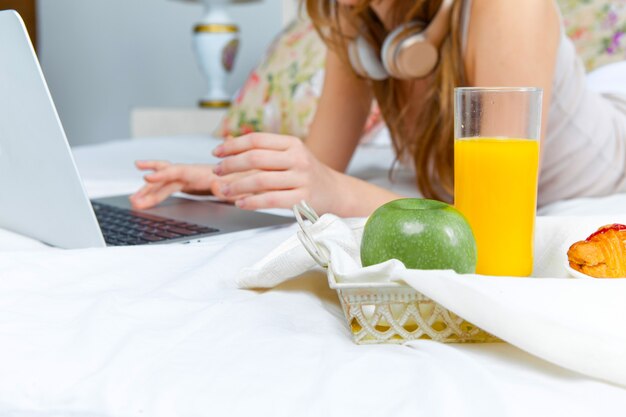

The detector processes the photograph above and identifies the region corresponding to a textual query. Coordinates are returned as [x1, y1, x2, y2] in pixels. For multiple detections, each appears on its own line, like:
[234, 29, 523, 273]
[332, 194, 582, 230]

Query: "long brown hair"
[306, 0, 466, 202]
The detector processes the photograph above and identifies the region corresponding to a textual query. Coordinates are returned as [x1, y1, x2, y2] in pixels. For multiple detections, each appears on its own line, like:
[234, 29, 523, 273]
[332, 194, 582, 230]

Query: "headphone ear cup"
[380, 24, 410, 77]
[348, 35, 389, 81]
[397, 37, 439, 79]
[382, 21, 439, 79]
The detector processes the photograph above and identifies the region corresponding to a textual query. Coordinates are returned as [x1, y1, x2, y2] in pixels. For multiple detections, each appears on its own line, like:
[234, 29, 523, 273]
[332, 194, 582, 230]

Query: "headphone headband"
[348, 0, 455, 80]
[424, 0, 455, 48]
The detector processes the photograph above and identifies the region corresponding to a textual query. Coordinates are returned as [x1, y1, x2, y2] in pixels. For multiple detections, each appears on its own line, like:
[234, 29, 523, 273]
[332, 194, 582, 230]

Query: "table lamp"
[173, 0, 245, 108]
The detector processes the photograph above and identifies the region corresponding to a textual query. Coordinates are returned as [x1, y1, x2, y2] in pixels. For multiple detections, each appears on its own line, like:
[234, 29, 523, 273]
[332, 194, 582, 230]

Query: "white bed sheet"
[1, 136, 625, 417]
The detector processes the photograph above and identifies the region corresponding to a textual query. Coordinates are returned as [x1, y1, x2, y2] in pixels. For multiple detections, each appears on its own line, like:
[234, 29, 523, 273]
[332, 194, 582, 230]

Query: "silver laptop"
[0, 10, 292, 249]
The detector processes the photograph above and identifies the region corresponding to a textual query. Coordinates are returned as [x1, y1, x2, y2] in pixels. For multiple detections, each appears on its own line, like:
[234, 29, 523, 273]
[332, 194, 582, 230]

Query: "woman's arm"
[465, 0, 560, 144]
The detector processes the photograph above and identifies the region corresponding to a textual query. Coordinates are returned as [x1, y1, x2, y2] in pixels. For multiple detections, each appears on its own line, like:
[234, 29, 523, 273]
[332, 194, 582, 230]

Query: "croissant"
[567, 224, 626, 278]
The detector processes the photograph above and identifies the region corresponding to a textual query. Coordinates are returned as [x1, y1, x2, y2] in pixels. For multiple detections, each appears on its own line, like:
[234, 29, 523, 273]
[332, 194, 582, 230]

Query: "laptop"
[0, 10, 293, 249]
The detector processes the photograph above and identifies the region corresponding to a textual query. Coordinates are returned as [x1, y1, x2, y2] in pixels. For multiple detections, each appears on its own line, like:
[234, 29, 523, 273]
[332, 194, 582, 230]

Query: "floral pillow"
[558, 0, 626, 71]
[215, 18, 381, 140]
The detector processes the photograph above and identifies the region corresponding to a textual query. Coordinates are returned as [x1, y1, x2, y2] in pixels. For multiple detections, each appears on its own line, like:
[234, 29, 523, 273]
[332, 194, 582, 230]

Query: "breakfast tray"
[293, 202, 499, 345]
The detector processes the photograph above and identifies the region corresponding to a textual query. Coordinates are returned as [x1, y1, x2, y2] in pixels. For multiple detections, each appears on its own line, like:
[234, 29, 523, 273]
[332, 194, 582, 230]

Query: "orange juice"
[454, 138, 539, 276]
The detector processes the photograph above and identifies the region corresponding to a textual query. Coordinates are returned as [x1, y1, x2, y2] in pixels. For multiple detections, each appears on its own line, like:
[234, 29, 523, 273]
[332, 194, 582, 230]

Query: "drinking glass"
[454, 87, 543, 276]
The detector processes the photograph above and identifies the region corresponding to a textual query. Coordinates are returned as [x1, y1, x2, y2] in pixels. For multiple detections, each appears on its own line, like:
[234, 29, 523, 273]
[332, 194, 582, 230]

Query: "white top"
[540, 28, 626, 205]
[462, 0, 626, 206]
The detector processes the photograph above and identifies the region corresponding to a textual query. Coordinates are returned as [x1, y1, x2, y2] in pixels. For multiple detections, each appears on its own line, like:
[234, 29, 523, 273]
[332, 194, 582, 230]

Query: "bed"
[0, 135, 625, 416]
[3, 0, 626, 413]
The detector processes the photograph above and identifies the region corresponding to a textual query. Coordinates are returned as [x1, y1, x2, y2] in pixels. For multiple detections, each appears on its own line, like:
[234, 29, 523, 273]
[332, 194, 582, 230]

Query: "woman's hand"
[212, 133, 341, 213]
[130, 161, 238, 210]
[130, 135, 401, 217]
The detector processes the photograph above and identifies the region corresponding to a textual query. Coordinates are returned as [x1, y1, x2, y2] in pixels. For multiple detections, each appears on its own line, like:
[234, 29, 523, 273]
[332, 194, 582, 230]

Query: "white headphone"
[346, 0, 454, 80]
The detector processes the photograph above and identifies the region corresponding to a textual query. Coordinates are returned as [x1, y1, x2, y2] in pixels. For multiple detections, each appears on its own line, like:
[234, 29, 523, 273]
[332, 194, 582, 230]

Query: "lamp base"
[193, 22, 239, 109]
[198, 99, 231, 108]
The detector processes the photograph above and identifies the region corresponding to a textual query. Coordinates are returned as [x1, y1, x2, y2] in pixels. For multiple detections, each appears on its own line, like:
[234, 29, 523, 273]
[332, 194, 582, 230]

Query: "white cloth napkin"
[236, 215, 366, 288]
[237, 214, 626, 387]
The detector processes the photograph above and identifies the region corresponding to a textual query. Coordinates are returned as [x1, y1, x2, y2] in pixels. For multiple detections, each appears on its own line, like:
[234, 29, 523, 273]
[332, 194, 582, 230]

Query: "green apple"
[360, 198, 477, 273]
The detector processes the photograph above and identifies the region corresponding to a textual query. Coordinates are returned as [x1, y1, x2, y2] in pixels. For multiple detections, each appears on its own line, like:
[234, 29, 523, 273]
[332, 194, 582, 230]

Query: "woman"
[130, 0, 626, 217]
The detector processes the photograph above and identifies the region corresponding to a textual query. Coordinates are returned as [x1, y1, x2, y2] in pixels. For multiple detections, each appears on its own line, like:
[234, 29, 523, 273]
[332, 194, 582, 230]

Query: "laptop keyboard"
[92, 202, 219, 246]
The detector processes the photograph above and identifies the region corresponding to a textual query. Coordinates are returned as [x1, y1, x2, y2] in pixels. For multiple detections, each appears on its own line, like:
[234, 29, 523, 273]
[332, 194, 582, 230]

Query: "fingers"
[211, 184, 250, 202]
[212, 133, 295, 157]
[130, 185, 155, 209]
[210, 134, 317, 211]
[135, 160, 170, 171]
[130, 181, 184, 209]
[132, 160, 227, 209]
[211, 181, 236, 201]
[214, 150, 294, 176]
[211, 170, 258, 200]
[143, 169, 179, 184]
[220, 171, 298, 197]
[133, 135, 310, 212]
[143, 164, 208, 184]
[139, 164, 216, 196]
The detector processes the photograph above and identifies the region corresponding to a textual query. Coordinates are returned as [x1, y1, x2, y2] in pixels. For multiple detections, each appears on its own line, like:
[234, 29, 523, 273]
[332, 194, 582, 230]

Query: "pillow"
[215, 18, 381, 140]
[558, 0, 626, 71]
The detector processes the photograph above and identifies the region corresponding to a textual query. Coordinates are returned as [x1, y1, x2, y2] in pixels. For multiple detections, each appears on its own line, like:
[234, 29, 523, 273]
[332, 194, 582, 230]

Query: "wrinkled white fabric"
[238, 214, 626, 387]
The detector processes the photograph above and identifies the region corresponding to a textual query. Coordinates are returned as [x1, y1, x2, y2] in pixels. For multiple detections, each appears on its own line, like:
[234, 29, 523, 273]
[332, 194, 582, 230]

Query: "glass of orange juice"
[454, 87, 543, 276]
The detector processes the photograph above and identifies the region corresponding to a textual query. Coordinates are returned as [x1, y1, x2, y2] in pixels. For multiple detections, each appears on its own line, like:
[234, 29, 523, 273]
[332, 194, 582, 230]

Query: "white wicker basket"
[294, 202, 499, 345]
